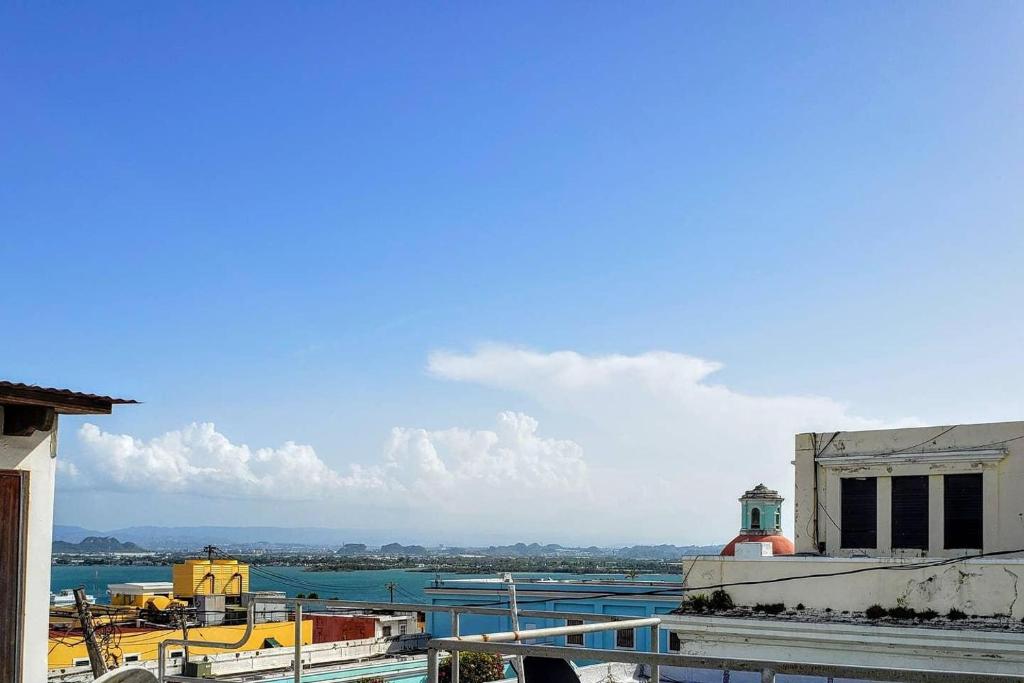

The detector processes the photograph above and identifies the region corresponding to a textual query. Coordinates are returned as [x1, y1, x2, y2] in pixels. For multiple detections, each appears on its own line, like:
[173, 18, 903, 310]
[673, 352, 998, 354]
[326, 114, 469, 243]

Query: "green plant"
[887, 606, 917, 620]
[795, 603, 805, 611]
[708, 589, 734, 611]
[307, 592, 319, 599]
[917, 609, 938, 621]
[681, 593, 711, 613]
[295, 593, 306, 599]
[864, 605, 886, 619]
[947, 608, 967, 621]
[753, 603, 785, 615]
[355, 677, 387, 683]
[438, 652, 505, 683]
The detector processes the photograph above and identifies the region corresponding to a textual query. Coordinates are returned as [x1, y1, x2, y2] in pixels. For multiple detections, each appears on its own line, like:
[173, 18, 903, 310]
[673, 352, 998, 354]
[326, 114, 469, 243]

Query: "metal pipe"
[253, 597, 646, 622]
[158, 602, 255, 682]
[450, 610, 460, 683]
[294, 602, 303, 683]
[450, 617, 662, 643]
[649, 623, 659, 683]
[427, 639, 1024, 683]
[503, 574, 525, 683]
[427, 647, 439, 683]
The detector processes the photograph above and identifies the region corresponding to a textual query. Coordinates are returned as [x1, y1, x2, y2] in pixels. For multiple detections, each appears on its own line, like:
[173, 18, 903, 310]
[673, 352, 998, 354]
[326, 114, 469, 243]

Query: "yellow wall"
[172, 559, 249, 598]
[48, 619, 310, 669]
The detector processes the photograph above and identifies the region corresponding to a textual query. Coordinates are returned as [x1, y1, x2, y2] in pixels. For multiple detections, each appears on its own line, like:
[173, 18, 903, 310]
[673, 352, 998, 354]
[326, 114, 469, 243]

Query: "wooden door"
[0, 470, 27, 683]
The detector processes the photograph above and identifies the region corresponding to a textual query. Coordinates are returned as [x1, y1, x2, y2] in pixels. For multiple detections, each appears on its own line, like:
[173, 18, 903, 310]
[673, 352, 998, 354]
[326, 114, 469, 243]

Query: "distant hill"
[52, 536, 148, 554]
[51, 524, 724, 555]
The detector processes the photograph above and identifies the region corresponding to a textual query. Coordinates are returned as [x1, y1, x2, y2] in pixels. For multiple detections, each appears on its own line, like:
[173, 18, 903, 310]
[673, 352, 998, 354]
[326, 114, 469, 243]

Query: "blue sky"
[2, 3, 1023, 544]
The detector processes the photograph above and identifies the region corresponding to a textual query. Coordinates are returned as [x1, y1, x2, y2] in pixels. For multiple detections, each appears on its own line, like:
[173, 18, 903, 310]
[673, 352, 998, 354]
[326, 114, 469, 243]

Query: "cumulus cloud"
[428, 345, 918, 542]
[63, 413, 588, 511]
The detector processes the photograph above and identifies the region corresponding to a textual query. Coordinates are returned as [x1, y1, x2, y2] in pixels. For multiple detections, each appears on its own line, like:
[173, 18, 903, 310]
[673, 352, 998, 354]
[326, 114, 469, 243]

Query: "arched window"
[775, 510, 781, 529]
[750, 507, 761, 529]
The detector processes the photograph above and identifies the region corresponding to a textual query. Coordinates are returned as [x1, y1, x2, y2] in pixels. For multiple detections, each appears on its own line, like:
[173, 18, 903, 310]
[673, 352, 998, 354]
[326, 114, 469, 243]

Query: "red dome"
[720, 534, 795, 556]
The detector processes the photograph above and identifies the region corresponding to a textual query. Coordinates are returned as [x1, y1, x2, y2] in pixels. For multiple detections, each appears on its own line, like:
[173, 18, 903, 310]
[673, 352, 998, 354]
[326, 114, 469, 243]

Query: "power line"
[448, 547, 1024, 608]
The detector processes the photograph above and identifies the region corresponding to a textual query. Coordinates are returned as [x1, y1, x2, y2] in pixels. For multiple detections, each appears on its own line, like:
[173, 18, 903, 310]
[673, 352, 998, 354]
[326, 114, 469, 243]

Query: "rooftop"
[0, 380, 138, 415]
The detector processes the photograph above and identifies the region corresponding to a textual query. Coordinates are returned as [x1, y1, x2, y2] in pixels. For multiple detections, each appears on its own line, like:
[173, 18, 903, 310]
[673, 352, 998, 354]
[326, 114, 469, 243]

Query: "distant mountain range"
[52, 525, 722, 557]
[52, 536, 148, 554]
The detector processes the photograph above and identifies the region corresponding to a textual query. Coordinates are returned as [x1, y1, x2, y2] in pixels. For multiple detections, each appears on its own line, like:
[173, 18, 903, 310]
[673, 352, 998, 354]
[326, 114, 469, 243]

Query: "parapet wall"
[681, 556, 1024, 619]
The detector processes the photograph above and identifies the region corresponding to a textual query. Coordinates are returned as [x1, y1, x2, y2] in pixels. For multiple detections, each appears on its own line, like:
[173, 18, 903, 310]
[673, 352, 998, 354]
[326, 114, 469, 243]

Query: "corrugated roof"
[0, 381, 138, 415]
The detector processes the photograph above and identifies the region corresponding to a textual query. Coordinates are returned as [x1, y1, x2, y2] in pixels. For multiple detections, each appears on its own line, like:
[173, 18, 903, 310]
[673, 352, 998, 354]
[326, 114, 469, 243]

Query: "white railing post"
[649, 624, 660, 683]
[428, 647, 440, 683]
[450, 610, 461, 683]
[294, 602, 303, 683]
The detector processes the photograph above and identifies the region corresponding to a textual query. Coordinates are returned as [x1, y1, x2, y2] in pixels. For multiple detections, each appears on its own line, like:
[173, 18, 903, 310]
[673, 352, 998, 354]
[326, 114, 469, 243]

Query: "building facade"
[793, 421, 1024, 558]
[0, 382, 134, 683]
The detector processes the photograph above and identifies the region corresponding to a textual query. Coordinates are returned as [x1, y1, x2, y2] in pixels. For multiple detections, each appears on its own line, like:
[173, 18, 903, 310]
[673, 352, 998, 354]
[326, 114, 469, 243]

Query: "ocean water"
[50, 565, 680, 604]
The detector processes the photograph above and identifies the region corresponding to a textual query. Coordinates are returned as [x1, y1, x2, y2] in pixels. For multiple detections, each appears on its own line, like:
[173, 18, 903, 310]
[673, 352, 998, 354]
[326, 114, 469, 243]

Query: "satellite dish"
[93, 667, 159, 683]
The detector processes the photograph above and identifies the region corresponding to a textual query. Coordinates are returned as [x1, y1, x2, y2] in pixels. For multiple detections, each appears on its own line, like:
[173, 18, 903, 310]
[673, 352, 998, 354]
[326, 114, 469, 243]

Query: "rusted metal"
[0, 380, 138, 415]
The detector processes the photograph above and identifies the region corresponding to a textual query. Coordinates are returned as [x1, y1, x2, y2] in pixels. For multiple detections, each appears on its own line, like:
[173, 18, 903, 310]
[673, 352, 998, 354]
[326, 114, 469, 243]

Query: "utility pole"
[73, 587, 107, 679]
[385, 582, 397, 603]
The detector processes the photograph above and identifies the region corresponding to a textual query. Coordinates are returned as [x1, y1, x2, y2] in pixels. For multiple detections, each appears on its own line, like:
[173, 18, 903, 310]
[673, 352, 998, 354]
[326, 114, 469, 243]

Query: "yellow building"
[172, 558, 249, 599]
[108, 582, 176, 608]
[48, 619, 310, 670]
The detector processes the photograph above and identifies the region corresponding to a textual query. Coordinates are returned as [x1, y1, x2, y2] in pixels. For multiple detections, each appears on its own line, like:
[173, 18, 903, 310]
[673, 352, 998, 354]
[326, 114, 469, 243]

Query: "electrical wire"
[444, 547, 1024, 608]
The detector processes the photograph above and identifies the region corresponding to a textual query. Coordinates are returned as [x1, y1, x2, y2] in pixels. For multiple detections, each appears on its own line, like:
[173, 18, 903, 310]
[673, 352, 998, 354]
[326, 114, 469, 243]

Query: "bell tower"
[740, 483, 784, 534]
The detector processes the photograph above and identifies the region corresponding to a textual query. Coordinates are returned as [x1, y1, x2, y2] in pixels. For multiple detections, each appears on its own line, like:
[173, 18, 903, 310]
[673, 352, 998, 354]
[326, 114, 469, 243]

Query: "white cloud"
[428, 345, 918, 543]
[63, 413, 588, 514]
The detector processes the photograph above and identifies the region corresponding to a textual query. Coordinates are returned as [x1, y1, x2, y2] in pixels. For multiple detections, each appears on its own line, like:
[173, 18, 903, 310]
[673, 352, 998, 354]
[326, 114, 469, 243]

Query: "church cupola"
[721, 483, 794, 557]
[740, 483, 784, 534]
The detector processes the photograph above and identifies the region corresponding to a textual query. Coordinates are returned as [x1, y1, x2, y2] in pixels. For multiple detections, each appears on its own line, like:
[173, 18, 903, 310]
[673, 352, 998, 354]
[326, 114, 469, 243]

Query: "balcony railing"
[157, 596, 1024, 683]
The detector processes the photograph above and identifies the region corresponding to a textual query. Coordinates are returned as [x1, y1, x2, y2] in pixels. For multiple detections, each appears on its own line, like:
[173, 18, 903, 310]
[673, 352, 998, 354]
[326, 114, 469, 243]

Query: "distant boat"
[50, 589, 93, 606]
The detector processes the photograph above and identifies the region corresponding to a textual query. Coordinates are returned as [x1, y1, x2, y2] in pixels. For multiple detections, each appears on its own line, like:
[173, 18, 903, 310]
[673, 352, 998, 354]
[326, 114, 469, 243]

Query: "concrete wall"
[793, 421, 1024, 557]
[661, 614, 1024, 676]
[0, 410, 57, 683]
[681, 555, 1024, 619]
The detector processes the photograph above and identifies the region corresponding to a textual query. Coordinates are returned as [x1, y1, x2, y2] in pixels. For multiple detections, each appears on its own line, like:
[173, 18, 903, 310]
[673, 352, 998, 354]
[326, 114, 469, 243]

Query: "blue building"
[425, 576, 685, 653]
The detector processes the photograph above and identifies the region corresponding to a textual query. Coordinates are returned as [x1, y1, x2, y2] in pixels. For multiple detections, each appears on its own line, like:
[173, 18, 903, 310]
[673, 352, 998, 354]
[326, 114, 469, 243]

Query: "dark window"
[775, 510, 781, 530]
[124, 654, 140, 663]
[566, 619, 583, 646]
[891, 476, 929, 550]
[615, 628, 635, 649]
[382, 625, 392, 637]
[750, 507, 761, 529]
[668, 632, 681, 652]
[944, 474, 983, 549]
[841, 477, 877, 548]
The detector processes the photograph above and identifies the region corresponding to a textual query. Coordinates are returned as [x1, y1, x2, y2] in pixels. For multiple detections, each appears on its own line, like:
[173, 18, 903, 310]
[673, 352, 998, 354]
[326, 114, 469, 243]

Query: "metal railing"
[156, 596, 1024, 683]
[428, 626, 1024, 683]
[156, 596, 642, 683]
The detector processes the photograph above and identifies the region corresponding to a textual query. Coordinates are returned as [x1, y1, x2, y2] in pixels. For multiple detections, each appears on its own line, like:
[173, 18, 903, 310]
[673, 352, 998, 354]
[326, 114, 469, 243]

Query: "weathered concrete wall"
[661, 614, 1024, 676]
[793, 420, 1024, 558]
[0, 411, 56, 683]
[681, 556, 1024, 619]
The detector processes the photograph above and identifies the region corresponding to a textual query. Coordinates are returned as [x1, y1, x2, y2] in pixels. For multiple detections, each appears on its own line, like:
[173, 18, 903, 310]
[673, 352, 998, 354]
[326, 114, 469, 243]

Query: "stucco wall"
[661, 614, 1024, 676]
[0, 410, 57, 683]
[681, 555, 1024, 619]
[793, 421, 1024, 557]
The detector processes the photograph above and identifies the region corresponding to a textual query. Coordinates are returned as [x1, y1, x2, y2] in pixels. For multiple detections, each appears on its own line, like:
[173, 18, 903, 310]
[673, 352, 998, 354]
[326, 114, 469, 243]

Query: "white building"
[0, 381, 134, 683]
[681, 420, 1024, 620]
[793, 420, 1024, 558]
